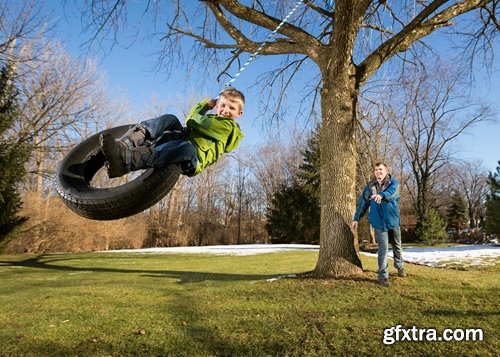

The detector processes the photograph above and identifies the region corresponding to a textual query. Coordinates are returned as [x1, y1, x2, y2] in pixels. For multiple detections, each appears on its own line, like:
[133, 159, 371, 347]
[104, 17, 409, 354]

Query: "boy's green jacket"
[185, 98, 243, 175]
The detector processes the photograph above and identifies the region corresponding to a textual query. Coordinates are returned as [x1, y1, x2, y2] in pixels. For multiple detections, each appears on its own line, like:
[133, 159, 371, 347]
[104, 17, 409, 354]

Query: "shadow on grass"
[423, 309, 500, 317]
[296, 270, 377, 285]
[0, 255, 302, 355]
[0, 255, 278, 283]
[164, 289, 288, 355]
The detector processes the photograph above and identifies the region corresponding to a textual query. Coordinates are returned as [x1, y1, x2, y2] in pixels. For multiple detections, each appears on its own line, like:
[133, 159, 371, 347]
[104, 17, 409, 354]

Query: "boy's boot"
[100, 126, 155, 178]
[128, 145, 156, 171]
[119, 125, 147, 148]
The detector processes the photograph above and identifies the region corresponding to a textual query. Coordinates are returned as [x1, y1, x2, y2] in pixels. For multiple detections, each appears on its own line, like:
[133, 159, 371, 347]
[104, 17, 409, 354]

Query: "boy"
[100, 87, 244, 178]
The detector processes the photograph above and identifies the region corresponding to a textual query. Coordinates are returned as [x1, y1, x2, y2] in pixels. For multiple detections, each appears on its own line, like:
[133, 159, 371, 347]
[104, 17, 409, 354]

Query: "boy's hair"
[220, 87, 245, 110]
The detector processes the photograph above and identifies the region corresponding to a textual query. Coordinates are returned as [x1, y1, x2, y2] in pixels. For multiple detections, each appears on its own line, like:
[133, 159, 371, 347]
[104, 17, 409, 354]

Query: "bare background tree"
[14, 41, 118, 194]
[0, 1, 48, 65]
[449, 161, 490, 228]
[388, 63, 493, 230]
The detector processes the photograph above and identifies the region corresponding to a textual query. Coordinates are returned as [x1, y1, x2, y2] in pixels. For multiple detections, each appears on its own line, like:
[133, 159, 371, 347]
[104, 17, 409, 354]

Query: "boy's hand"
[207, 98, 217, 109]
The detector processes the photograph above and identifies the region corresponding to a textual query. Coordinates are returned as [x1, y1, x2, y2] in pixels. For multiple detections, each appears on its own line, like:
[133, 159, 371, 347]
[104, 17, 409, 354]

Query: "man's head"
[215, 87, 245, 120]
[373, 162, 388, 182]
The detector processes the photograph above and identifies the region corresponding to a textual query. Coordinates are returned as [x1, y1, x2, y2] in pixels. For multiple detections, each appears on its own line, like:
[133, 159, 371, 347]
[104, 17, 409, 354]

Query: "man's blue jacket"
[353, 175, 400, 231]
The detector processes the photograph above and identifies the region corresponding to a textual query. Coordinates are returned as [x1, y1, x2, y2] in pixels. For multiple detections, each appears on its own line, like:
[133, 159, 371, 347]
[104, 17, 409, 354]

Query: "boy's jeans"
[375, 226, 404, 280]
[140, 114, 198, 172]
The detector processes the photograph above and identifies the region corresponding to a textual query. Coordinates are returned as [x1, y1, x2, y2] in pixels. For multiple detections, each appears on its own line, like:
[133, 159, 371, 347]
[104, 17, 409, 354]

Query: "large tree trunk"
[313, 79, 363, 277]
[312, 2, 363, 277]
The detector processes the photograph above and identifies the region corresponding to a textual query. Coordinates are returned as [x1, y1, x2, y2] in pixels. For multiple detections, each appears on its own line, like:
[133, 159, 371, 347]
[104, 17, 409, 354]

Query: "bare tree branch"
[357, 0, 493, 85]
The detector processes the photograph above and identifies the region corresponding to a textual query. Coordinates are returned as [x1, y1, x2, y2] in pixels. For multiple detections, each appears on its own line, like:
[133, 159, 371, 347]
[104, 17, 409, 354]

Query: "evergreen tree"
[485, 162, 500, 235]
[417, 207, 448, 245]
[0, 64, 30, 242]
[446, 191, 469, 232]
[265, 182, 320, 244]
[265, 125, 321, 244]
[297, 124, 321, 199]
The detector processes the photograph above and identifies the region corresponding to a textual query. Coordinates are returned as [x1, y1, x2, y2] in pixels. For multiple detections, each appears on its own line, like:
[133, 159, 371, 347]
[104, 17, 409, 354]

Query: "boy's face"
[215, 96, 243, 120]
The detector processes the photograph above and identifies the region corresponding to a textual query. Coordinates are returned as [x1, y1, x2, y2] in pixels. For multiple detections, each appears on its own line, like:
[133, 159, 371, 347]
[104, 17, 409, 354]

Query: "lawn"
[0, 251, 498, 356]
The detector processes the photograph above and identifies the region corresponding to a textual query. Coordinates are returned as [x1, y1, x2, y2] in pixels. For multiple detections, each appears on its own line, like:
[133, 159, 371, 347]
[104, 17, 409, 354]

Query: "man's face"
[374, 164, 388, 181]
[215, 96, 242, 120]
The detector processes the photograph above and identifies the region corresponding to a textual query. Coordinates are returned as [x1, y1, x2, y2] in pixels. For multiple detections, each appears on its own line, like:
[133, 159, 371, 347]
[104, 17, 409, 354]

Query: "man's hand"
[370, 194, 382, 204]
[351, 221, 358, 231]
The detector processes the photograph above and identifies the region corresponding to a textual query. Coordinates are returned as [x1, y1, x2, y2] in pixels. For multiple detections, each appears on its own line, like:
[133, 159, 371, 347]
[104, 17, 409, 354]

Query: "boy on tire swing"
[100, 87, 244, 178]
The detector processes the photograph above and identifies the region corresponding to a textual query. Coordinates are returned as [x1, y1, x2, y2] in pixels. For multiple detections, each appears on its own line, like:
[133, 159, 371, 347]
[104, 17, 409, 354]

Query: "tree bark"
[313, 83, 363, 276]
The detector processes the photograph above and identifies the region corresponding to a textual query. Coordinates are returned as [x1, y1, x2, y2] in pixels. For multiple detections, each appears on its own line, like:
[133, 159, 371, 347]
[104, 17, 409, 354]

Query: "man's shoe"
[398, 268, 407, 277]
[378, 278, 390, 287]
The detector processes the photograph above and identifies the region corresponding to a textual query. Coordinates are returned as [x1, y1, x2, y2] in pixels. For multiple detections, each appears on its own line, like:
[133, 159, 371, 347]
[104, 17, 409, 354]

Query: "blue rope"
[224, 0, 306, 88]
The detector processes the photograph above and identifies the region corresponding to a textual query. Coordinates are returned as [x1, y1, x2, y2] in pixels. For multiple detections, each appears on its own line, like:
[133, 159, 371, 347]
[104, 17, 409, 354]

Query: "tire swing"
[55, 125, 181, 220]
[55, 0, 306, 220]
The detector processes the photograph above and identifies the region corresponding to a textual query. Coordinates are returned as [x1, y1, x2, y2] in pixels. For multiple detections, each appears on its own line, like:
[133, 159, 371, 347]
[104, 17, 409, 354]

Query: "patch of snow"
[105, 244, 319, 256]
[104, 244, 500, 268]
[266, 274, 297, 282]
[361, 245, 500, 268]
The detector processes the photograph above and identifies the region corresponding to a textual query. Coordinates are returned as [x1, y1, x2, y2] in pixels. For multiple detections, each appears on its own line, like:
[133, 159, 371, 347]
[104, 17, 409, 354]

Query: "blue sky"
[45, 1, 500, 172]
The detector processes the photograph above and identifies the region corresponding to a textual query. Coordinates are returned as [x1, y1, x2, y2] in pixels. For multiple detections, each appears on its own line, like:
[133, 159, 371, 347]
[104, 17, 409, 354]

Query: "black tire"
[55, 125, 181, 220]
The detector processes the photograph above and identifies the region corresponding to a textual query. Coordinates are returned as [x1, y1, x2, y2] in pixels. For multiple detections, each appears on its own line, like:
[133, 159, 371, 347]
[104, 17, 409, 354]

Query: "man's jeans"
[375, 226, 404, 280]
[140, 114, 198, 172]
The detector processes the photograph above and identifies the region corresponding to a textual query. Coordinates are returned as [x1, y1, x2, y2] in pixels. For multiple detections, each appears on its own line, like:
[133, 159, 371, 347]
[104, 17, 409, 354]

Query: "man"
[351, 162, 406, 287]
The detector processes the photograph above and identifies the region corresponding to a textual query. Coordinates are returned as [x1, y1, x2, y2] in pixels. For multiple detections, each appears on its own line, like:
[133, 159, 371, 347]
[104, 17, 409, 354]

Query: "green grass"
[0, 251, 498, 356]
